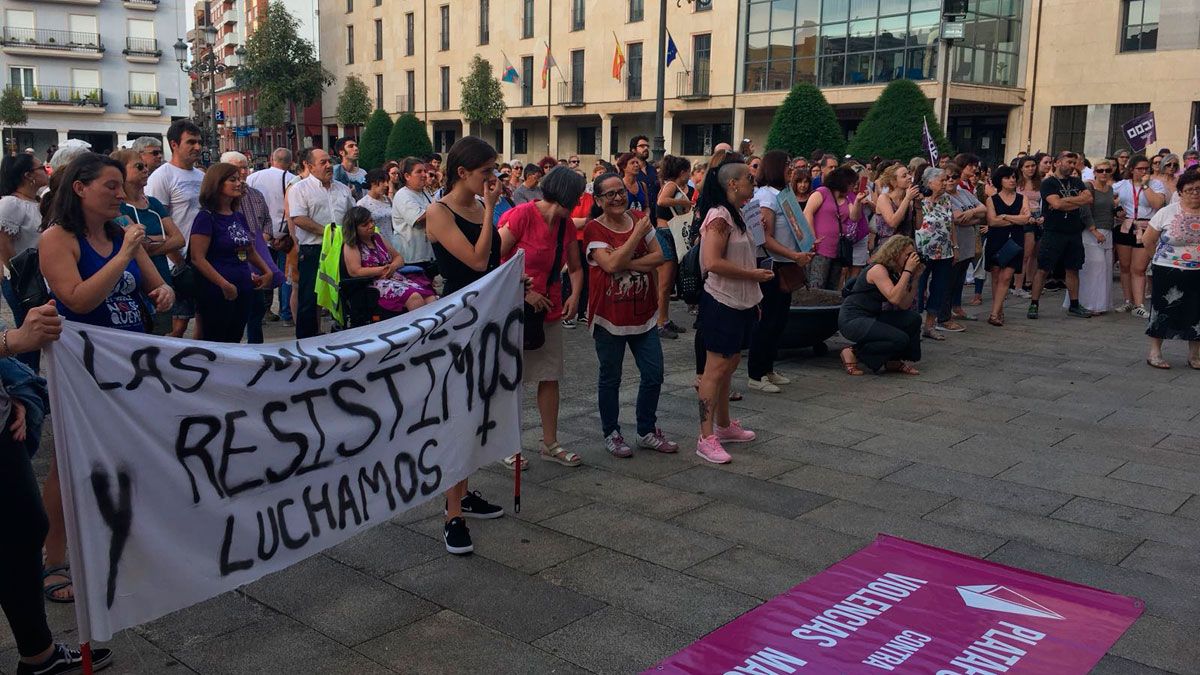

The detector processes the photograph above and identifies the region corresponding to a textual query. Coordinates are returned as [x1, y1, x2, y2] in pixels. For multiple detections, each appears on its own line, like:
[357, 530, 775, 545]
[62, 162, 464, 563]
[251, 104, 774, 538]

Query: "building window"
[577, 126, 599, 155]
[1049, 106, 1087, 155]
[522, 0, 534, 39]
[572, 0, 585, 31]
[346, 0, 352, 12]
[569, 49, 585, 103]
[405, 13, 414, 56]
[374, 19, 382, 60]
[406, 70, 415, 112]
[9, 67, 35, 98]
[1108, 102, 1151, 155]
[440, 66, 450, 110]
[440, 5, 450, 51]
[479, 0, 490, 45]
[692, 34, 712, 95]
[626, 42, 643, 100]
[682, 123, 732, 156]
[434, 129, 457, 153]
[629, 0, 644, 22]
[521, 56, 534, 106]
[1120, 0, 1159, 52]
[514, 128, 528, 155]
[375, 73, 383, 111]
[346, 25, 354, 64]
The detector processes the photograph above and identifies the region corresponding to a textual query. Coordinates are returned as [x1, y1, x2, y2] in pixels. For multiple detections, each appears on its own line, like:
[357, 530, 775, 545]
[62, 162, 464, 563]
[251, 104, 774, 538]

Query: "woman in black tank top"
[983, 166, 1032, 325]
[423, 136, 506, 557]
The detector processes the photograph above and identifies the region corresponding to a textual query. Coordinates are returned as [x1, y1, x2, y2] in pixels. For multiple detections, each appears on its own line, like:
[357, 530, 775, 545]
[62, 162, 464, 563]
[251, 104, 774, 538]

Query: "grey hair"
[540, 166, 586, 209]
[271, 147, 292, 165]
[1161, 153, 1182, 170]
[49, 143, 93, 172]
[921, 167, 946, 187]
[220, 151, 248, 165]
[131, 136, 162, 152]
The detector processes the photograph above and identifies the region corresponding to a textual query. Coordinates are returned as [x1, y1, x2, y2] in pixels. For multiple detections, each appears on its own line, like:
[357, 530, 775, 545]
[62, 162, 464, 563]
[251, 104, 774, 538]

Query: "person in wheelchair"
[341, 206, 436, 315]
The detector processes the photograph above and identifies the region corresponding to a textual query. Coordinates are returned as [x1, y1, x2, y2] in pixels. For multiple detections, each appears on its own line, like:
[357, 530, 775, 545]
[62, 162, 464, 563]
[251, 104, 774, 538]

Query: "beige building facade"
[319, 0, 1198, 166]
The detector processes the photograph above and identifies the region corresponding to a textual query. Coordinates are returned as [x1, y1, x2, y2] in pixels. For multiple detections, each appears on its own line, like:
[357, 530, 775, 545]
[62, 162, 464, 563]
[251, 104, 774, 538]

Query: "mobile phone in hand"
[857, 176, 869, 194]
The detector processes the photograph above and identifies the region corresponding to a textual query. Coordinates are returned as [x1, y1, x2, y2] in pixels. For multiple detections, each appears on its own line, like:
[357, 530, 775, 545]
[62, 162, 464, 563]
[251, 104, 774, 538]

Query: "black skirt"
[1146, 265, 1200, 341]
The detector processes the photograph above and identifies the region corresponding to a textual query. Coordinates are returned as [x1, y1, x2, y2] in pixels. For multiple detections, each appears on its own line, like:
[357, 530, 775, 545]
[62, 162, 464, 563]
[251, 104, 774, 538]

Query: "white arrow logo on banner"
[957, 584, 1065, 620]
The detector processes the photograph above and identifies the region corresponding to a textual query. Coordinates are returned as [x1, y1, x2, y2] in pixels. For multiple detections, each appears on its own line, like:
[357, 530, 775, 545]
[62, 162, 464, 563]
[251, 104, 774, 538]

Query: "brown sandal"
[885, 361, 920, 376]
[840, 347, 864, 376]
[987, 314, 1004, 327]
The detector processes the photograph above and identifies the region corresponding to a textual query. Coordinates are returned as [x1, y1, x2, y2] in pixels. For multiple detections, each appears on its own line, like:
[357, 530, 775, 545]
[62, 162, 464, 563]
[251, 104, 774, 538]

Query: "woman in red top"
[499, 167, 586, 467]
[585, 173, 678, 458]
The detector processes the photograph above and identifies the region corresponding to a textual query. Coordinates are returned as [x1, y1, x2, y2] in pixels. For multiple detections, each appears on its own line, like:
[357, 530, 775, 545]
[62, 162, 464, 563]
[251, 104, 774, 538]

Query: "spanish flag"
[541, 45, 555, 89]
[612, 37, 625, 81]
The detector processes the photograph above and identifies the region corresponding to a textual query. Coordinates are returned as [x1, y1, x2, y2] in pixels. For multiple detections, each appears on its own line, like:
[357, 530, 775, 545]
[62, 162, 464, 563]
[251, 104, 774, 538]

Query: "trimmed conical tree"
[765, 83, 845, 159]
[385, 113, 433, 161]
[359, 108, 393, 170]
[847, 79, 952, 161]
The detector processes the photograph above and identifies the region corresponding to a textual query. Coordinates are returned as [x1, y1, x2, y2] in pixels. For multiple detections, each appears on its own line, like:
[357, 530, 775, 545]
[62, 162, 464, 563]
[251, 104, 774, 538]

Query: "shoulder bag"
[269, 170, 296, 253]
[522, 216, 566, 351]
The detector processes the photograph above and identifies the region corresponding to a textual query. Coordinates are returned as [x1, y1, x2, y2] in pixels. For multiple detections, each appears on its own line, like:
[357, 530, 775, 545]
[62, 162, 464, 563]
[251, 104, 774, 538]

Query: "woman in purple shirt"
[189, 163, 273, 343]
[802, 166, 866, 290]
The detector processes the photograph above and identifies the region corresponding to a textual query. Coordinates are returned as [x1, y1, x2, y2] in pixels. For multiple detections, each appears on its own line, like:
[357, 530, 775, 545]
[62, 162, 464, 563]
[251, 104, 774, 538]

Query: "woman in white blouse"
[0, 153, 50, 370]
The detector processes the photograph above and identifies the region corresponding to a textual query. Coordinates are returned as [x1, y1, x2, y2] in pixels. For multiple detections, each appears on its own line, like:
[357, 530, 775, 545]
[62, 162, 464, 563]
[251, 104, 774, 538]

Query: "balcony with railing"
[123, 37, 161, 62]
[557, 80, 584, 108]
[0, 27, 104, 59]
[6, 84, 106, 113]
[677, 65, 711, 100]
[123, 0, 160, 9]
[39, 0, 101, 5]
[127, 90, 163, 114]
[222, 8, 238, 25]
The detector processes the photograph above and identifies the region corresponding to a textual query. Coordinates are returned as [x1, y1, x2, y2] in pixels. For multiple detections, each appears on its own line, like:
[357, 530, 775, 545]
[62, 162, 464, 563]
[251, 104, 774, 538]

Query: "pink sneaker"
[638, 428, 679, 453]
[715, 420, 756, 443]
[696, 435, 732, 464]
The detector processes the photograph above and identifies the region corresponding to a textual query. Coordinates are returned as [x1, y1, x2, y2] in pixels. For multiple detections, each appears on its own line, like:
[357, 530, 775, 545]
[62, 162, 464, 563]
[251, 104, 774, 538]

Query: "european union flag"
[666, 32, 678, 68]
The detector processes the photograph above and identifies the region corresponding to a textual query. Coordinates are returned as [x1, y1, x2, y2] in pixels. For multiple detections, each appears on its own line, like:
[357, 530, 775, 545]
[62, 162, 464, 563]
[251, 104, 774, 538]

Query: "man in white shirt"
[246, 148, 298, 323]
[289, 147, 354, 338]
[146, 119, 206, 337]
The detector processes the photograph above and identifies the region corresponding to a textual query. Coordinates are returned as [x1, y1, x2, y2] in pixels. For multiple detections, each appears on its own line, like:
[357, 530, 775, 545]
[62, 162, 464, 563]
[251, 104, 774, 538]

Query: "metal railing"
[125, 0, 160, 5]
[127, 90, 162, 109]
[557, 80, 584, 106]
[0, 27, 104, 52]
[6, 84, 105, 106]
[123, 37, 160, 56]
[677, 65, 711, 99]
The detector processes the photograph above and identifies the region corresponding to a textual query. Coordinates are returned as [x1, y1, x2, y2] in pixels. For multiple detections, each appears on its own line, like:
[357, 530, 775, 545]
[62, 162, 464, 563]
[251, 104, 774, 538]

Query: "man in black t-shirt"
[1028, 151, 1093, 319]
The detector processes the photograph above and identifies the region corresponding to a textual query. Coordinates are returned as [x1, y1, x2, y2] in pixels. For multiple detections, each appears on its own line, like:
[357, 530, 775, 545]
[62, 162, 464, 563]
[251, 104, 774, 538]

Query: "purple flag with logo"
[1121, 111, 1157, 153]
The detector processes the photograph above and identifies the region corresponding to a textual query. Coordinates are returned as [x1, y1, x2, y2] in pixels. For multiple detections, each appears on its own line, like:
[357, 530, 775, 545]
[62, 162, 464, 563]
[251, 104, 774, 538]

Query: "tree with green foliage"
[336, 75, 372, 133]
[359, 108, 393, 170]
[459, 55, 505, 136]
[386, 113, 433, 161]
[237, 1, 332, 154]
[0, 87, 28, 152]
[847, 79, 952, 161]
[765, 83, 845, 159]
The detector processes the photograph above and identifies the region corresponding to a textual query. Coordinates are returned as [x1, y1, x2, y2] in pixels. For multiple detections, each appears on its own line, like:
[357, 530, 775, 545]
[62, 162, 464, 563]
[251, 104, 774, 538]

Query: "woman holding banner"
[426, 136, 506, 556]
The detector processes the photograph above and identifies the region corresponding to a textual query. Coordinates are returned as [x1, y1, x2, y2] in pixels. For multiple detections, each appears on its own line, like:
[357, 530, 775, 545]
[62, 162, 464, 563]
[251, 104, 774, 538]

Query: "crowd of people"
[0, 118, 1198, 672]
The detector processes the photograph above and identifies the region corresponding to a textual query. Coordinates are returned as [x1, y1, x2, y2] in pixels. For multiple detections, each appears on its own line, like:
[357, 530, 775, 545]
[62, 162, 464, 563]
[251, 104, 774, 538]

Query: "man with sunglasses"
[132, 136, 164, 173]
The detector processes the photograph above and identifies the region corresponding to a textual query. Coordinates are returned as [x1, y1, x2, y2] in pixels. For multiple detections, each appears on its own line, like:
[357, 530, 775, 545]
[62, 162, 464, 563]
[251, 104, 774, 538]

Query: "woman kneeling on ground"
[838, 235, 923, 376]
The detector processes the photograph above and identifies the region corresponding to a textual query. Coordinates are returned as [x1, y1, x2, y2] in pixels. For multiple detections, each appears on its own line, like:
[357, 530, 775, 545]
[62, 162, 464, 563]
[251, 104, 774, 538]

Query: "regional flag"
[612, 37, 625, 81]
[502, 57, 519, 84]
[541, 46, 556, 89]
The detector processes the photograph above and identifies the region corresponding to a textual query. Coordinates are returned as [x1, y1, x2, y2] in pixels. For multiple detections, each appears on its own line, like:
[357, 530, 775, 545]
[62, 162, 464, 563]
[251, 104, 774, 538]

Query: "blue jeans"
[273, 249, 292, 321]
[1, 278, 39, 372]
[917, 258, 953, 319]
[593, 325, 663, 438]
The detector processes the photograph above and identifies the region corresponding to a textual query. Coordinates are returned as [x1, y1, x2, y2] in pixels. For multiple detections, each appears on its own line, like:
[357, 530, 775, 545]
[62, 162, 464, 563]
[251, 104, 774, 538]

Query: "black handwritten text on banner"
[46, 255, 526, 642]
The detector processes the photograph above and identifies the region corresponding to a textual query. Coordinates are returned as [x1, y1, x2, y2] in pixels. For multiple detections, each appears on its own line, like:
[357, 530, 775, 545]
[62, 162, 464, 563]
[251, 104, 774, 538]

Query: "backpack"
[678, 242, 703, 305]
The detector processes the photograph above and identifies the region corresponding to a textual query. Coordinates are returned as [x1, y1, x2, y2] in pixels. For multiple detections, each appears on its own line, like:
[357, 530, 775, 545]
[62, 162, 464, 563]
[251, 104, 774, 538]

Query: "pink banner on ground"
[646, 535, 1143, 674]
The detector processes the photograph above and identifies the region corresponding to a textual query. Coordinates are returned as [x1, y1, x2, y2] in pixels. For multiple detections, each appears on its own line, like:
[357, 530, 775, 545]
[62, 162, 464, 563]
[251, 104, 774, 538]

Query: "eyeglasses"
[597, 189, 625, 200]
[145, 150, 163, 156]
[1093, 168, 1112, 174]
[1181, 187, 1200, 196]
[1165, 163, 1179, 169]
[568, 159, 579, 165]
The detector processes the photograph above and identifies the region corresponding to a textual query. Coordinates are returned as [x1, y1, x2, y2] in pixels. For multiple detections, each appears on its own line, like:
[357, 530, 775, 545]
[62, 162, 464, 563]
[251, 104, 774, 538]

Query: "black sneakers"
[460, 490, 505, 519]
[443, 517, 474, 555]
[16, 644, 113, 675]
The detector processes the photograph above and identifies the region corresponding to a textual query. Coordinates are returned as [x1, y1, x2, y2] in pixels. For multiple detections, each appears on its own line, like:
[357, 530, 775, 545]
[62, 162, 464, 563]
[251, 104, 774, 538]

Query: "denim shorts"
[698, 292, 757, 357]
[655, 228, 678, 262]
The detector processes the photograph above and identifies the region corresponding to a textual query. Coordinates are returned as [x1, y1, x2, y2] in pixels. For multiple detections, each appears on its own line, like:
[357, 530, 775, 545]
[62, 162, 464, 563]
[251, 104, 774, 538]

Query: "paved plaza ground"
[3, 289, 1200, 674]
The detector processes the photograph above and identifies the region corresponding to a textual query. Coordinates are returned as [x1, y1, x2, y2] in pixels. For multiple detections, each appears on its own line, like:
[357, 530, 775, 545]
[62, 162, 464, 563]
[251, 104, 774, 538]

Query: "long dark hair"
[341, 206, 375, 246]
[199, 162, 242, 212]
[0, 153, 36, 197]
[696, 159, 748, 232]
[444, 136, 497, 192]
[45, 152, 124, 238]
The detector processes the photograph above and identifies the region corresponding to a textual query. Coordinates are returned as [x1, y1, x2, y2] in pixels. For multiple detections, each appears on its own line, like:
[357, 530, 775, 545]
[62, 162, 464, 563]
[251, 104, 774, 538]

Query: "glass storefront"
[743, 0, 1023, 92]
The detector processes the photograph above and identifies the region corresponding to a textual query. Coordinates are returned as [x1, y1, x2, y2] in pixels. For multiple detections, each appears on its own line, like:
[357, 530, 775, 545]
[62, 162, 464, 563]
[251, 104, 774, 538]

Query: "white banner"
[46, 255, 526, 642]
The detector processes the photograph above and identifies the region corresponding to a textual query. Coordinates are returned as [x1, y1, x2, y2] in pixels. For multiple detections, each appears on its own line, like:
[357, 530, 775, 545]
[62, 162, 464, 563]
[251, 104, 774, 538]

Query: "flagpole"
[652, 0, 667, 162]
[546, 0, 552, 156]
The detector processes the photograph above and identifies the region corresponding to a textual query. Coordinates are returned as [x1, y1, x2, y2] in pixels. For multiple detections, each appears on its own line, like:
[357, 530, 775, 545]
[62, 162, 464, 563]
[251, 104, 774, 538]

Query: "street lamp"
[173, 27, 243, 160]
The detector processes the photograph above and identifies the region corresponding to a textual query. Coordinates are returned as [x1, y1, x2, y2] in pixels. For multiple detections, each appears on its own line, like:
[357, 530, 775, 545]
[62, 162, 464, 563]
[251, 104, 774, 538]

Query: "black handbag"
[7, 247, 50, 311]
[833, 194, 855, 266]
[523, 217, 566, 351]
